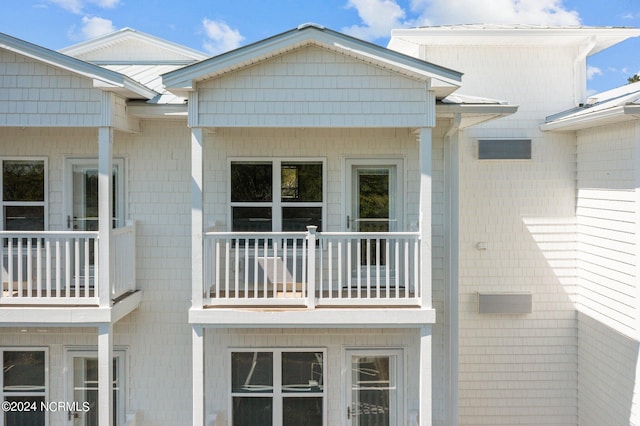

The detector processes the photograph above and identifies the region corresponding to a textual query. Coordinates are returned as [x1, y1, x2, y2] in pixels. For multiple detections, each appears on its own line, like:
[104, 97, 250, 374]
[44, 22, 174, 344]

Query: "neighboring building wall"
[575, 121, 640, 425]
[422, 44, 580, 424]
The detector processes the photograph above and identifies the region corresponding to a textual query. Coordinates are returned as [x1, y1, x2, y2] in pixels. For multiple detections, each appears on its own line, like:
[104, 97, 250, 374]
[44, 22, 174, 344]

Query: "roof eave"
[0, 32, 158, 100]
[540, 105, 640, 132]
[163, 24, 462, 94]
[437, 103, 519, 128]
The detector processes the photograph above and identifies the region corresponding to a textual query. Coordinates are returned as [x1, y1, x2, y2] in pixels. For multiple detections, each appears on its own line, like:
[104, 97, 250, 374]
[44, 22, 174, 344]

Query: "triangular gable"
[60, 28, 208, 64]
[0, 31, 156, 100]
[163, 23, 462, 99]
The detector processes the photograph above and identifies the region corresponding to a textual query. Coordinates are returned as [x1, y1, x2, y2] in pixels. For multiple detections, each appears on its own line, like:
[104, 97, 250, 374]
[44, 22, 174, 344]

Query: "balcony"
[201, 226, 423, 309]
[0, 222, 137, 306]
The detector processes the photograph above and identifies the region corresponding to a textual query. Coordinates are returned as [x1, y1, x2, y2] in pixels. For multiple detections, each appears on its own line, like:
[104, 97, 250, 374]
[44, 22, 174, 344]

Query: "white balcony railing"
[0, 222, 136, 306]
[204, 226, 422, 308]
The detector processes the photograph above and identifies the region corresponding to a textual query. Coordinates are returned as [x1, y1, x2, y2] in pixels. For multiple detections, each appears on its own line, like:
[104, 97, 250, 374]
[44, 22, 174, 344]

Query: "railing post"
[306, 226, 317, 309]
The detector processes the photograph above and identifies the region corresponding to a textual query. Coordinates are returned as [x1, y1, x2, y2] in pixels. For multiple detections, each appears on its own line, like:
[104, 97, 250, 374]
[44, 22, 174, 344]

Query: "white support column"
[192, 127, 204, 309]
[192, 325, 205, 426]
[418, 127, 432, 309]
[98, 323, 113, 426]
[98, 127, 113, 307]
[419, 325, 432, 426]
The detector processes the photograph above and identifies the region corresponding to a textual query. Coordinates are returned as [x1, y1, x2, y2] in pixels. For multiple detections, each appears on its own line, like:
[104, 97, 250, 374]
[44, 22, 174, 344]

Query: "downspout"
[574, 36, 596, 106]
[444, 113, 461, 426]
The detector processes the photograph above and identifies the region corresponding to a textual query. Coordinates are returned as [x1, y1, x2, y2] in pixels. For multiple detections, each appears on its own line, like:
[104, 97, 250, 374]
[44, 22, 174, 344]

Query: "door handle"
[347, 406, 351, 419]
[347, 215, 350, 229]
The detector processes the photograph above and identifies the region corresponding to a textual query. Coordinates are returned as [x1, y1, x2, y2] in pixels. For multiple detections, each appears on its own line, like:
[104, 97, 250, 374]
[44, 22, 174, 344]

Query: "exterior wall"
[204, 328, 420, 425]
[0, 50, 103, 127]
[0, 122, 193, 425]
[575, 121, 640, 425]
[415, 44, 580, 424]
[196, 46, 434, 128]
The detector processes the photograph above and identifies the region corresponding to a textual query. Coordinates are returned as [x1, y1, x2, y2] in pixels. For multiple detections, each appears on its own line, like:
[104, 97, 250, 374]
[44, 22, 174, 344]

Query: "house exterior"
[0, 22, 638, 426]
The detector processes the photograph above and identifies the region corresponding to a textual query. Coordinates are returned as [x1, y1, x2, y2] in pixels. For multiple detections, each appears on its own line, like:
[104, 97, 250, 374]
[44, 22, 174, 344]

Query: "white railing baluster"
[17, 239, 23, 295]
[7, 238, 13, 297]
[36, 238, 42, 298]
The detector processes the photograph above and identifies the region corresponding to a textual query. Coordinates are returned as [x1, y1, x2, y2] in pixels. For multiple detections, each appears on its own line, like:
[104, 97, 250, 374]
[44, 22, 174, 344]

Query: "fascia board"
[437, 104, 519, 127]
[163, 25, 462, 91]
[540, 105, 639, 131]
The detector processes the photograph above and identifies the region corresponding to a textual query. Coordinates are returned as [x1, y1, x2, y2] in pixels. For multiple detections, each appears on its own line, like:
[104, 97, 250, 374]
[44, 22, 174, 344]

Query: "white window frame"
[64, 347, 127, 426]
[228, 158, 326, 232]
[344, 348, 405, 426]
[0, 157, 49, 231]
[229, 348, 327, 426]
[63, 157, 126, 230]
[0, 347, 49, 426]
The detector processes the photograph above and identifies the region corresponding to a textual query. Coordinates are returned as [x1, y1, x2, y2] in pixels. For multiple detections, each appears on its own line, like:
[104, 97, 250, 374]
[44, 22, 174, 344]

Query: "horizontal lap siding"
[197, 46, 433, 128]
[576, 123, 638, 337]
[0, 50, 103, 127]
[576, 121, 640, 426]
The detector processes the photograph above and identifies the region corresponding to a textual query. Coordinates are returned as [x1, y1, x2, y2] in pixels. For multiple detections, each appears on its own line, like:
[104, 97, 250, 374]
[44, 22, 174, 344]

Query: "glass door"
[346, 160, 402, 284]
[67, 159, 124, 232]
[346, 350, 403, 426]
[66, 350, 124, 426]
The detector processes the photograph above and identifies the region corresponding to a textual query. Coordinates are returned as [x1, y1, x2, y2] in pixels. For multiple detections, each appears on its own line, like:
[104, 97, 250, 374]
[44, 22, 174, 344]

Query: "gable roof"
[163, 23, 463, 99]
[541, 82, 640, 131]
[59, 27, 208, 64]
[0, 32, 157, 100]
[390, 24, 640, 56]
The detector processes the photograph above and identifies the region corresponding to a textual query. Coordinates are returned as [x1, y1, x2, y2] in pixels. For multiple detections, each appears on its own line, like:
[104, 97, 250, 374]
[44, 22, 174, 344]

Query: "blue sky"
[1, 0, 639, 94]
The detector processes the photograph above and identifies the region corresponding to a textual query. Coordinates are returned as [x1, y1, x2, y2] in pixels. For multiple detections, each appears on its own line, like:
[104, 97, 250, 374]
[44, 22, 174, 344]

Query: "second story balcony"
[201, 226, 423, 308]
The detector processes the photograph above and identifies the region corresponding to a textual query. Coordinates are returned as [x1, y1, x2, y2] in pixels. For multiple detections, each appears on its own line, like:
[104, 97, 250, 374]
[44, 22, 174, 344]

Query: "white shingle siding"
[0, 50, 103, 127]
[196, 46, 434, 128]
[419, 43, 579, 424]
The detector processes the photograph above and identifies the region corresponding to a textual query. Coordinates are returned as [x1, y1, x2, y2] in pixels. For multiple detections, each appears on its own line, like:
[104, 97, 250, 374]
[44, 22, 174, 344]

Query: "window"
[230, 160, 323, 232]
[478, 139, 532, 160]
[1, 159, 47, 231]
[231, 349, 325, 426]
[1, 348, 47, 426]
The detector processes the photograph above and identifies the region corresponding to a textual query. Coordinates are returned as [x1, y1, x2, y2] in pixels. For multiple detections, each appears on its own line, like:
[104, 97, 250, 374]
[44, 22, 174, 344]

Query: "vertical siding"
[0, 50, 103, 127]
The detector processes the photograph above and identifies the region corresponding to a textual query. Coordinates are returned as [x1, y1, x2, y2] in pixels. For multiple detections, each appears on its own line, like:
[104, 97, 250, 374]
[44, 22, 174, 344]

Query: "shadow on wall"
[577, 312, 639, 425]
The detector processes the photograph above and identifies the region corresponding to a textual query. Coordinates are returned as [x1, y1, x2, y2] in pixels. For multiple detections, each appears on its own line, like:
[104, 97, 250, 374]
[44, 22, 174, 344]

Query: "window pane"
[232, 397, 272, 426]
[4, 396, 45, 426]
[282, 207, 321, 232]
[4, 206, 44, 231]
[3, 161, 45, 202]
[282, 352, 323, 393]
[231, 163, 272, 202]
[281, 163, 321, 202]
[232, 352, 273, 393]
[3, 351, 45, 392]
[283, 397, 322, 426]
[232, 207, 272, 232]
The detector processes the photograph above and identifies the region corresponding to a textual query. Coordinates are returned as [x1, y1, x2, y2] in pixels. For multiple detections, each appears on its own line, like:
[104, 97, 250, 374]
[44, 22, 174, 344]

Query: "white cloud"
[409, 0, 581, 26]
[49, 0, 120, 14]
[68, 15, 116, 40]
[201, 19, 245, 55]
[586, 65, 602, 80]
[342, 0, 408, 40]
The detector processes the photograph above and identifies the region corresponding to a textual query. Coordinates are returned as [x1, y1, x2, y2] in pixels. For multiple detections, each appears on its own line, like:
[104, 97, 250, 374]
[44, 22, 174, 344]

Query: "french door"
[345, 349, 403, 426]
